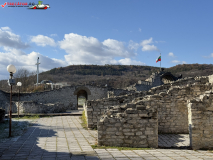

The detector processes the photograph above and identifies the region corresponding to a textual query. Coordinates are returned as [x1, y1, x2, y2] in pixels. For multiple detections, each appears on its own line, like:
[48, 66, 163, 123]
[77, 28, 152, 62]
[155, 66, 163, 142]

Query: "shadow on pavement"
[158, 134, 190, 149]
[0, 120, 99, 160]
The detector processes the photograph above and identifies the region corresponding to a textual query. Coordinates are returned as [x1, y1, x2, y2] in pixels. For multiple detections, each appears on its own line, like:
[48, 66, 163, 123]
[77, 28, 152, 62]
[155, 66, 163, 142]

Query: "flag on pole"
[156, 55, 161, 63]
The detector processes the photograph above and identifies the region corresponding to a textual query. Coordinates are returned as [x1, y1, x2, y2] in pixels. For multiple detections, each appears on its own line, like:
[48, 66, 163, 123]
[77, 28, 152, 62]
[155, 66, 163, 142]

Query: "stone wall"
[98, 104, 158, 148]
[0, 85, 108, 113]
[135, 83, 212, 134]
[84, 91, 148, 129]
[0, 109, 5, 123]
[187, 92, 213, 150]
[108, 89, 135, 97]
[148, 76, 209, 95]
[127, 83, 152, 92]
[86, 85, 108, 100]
[0, 90, 9, 111]
[208, 75, 213, 84]
[3, 101, 69, 114]
[84, 76, 211, 131]
[17, 101, 69, 114]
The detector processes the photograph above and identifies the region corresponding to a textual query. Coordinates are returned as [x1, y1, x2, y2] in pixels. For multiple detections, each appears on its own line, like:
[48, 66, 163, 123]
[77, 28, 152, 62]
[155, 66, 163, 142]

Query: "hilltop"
[1, 63, 213, 92]
[40, 63, 213, 88]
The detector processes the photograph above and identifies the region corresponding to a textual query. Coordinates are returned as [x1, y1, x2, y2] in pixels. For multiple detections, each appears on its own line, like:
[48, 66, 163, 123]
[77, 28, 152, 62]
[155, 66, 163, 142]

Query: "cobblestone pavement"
[0, 116, 212, 160]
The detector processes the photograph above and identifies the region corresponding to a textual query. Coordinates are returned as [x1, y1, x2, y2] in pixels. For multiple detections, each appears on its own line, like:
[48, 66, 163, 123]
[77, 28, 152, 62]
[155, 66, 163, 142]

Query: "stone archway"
[74, 86, 91, 109]
[161, 73, 176, 84]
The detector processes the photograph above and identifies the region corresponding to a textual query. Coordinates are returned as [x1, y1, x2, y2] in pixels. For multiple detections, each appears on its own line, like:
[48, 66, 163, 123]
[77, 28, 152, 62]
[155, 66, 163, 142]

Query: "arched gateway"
[74, 86, 91, 109]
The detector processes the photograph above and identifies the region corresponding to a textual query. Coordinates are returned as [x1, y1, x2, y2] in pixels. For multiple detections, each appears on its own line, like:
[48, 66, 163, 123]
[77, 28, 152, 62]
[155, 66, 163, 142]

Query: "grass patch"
[80, 110, 87, 129]
[91, 145, 151, 150]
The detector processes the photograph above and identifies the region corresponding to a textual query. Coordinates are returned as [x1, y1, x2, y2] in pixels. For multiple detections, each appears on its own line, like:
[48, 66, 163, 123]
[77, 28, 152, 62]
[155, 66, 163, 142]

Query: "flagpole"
[160, 53, 161, 71]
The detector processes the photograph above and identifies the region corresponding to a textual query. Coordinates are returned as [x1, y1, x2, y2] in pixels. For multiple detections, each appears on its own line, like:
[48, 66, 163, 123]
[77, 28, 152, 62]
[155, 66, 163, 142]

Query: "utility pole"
[35, 57, 40, 85]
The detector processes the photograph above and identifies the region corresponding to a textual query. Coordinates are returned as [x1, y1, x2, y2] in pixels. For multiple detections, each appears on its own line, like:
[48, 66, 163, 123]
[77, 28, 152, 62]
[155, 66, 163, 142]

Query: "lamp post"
[7, 64, 16, 137]
[17, 82, 22, 118]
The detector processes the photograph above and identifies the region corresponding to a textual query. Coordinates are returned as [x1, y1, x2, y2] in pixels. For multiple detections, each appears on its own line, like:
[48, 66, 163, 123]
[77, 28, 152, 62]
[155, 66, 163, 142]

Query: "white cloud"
[0, 31, 148, 79]
[139, 28, 141, 32]
[168, 52, 175, 57]
[117, 58, 145, 65]
[128, 40, 139, 50]
[140, 37, 159, 51]
[203, 53, 213, 58]
[59, 33, 141, 65]
[31, 35, 56, 47]
[1, 27, 11, 31]
[142, 45, 158, 51]
[0, 29, 29, 49]
[0, 48, 66, 79]
[171, 60, 187, 64]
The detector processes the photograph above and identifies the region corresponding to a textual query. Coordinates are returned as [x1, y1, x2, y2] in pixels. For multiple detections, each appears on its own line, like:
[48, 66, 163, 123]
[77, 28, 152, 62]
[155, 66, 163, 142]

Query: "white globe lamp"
[7, 65, 16, 74]
[17, 82, 22, 86]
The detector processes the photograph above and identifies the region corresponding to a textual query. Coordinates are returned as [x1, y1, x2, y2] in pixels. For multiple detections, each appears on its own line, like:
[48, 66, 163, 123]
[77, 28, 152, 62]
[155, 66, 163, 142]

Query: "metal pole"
[9, 84, 12, 137]
[160, 53, 161, 71]
[36, 57, 40, 86]
[37, 58, 39, 85]
[18, 87, 20, 118]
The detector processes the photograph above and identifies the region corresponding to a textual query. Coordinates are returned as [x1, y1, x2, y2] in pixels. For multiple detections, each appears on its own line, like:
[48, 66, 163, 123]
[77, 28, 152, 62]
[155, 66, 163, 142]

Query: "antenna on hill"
[35, 57, 40, 85]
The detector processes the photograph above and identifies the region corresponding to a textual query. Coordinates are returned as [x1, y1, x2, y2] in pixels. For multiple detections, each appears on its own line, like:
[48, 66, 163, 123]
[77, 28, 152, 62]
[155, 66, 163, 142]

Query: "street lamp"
[7, 64, 16, 137]
[17, 82, 22, 118]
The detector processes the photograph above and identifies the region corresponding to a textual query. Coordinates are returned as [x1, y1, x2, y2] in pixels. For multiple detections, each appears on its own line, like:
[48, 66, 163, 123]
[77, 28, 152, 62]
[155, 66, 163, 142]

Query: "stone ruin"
[126, 70, 181, 92]
[0, 69, 212, 149]
[0, 85, 109, 114]
[84, 74, 213, 150]
[0, 70, 183, 114]
[0, 109, 5, 123]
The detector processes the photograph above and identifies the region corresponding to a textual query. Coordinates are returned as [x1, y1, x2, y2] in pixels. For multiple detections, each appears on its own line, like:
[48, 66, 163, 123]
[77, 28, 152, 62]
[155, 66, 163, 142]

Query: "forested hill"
[42, 63, 213, 78]
[39, 63, 213, 89]
[1, 63, 213, 92]
[43, 65, 159, 76]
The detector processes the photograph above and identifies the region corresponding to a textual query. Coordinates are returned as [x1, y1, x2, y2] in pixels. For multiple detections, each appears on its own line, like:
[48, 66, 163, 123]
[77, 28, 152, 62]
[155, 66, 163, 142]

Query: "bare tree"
[14, 68, 36, 91]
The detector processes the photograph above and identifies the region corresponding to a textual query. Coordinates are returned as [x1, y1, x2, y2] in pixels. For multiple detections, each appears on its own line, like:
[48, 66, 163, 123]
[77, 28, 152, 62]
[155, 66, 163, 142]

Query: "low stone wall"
[148, 76, 209, 95]
[98, 105, 158, 148]
[85, 81, 212, 132]
[0, 90, 9, 111]
[188, 92, 213, 150]
[0, 109, 5, 123]
[0, 85, 109, 112]
[3, 101, 69, 114]
[17, 101, 69, 114]
[108, 89, 135, 97]
[137, 83, 212, 134]
[84, 91, 148, 128]
[127, 83, 152, 92]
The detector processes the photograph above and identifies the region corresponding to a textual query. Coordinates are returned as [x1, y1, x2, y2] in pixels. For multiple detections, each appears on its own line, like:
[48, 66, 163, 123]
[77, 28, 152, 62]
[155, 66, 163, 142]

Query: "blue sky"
[0, 0, 213, 79]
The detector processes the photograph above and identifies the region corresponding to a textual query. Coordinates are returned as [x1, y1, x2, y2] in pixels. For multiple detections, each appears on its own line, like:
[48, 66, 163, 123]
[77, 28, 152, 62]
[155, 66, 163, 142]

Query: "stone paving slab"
[158, 134, 190, 148]
[0, 116, 213, 160]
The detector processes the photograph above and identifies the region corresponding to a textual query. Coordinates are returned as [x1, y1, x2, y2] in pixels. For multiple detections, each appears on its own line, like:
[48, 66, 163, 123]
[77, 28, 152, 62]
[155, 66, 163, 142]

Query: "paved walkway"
[158, 134, 190, 148]
[0, 116, 212, 160]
